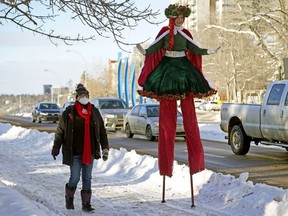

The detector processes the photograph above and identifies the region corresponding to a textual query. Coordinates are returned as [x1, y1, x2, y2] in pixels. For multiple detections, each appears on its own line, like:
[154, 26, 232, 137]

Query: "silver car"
[204, 101, 221, 111]
[60, 100, 75, 115]
[124, 103, 185, 141]
[90, 97, 130, 131]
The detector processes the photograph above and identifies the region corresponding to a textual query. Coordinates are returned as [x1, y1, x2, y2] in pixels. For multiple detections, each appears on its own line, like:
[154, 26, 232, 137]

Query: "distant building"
[171, 0, 254, 31]
[43, 85, 52, 95]
[171, 0, 215, 32]
[50, 86, 69, 105]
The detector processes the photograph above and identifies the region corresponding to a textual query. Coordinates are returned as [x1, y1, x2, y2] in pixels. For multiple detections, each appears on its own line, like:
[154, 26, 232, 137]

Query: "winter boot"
[81, 189, 95, 212]
[65, 184, 76, 210]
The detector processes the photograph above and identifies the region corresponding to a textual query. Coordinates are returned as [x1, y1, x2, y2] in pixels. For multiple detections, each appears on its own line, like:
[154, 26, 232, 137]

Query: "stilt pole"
[190, 174, 195, 207]
[161, 175, 166, 203]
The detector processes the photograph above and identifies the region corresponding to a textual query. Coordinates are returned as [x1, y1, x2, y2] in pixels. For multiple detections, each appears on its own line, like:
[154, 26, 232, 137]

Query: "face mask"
[79, 97, 89, 105]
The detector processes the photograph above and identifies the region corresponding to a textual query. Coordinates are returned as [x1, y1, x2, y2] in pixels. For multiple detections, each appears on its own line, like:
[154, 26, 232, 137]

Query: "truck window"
[266, 84, 285, 105]
[285, 93, 288, 106]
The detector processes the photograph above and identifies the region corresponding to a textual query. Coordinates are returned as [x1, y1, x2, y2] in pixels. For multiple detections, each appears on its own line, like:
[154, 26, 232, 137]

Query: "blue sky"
[0, 1, 170, 95]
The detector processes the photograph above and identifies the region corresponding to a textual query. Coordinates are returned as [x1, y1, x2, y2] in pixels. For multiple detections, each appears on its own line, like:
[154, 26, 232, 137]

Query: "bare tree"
[235, 0, 288, 79]
[200, 0, 288, 102]
[0, 0, 161, 49]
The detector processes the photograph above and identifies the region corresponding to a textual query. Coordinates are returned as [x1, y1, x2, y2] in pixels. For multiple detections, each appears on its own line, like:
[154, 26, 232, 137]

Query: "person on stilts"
[136, 3, 220, 207]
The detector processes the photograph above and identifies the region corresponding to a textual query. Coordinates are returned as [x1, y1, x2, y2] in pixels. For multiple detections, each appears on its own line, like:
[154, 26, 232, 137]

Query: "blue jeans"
[68, 155, 94, 190]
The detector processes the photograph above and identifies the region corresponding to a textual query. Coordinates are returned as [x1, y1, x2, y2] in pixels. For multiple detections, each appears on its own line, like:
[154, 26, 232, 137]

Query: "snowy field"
[0, 121, 288, 216]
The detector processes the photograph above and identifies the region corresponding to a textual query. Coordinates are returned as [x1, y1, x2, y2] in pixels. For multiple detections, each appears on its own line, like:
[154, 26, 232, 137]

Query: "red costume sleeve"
[137, 27, 168, 87]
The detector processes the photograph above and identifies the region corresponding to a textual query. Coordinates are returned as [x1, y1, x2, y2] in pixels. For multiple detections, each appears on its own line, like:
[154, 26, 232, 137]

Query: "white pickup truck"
[220, 80, 288, 155]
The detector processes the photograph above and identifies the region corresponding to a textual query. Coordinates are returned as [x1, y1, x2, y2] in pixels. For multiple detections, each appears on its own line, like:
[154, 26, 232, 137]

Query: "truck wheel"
[125, 123, 134, 138]
[230, 125, 250, 155]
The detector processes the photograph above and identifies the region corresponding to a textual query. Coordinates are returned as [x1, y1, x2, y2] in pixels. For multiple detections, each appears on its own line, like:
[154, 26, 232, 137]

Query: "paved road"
[0, 114, 287, 189]
[107, 133, 288, 189]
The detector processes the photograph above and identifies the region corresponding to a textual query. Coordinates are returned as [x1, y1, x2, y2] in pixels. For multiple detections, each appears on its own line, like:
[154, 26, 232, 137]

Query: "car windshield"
[64, 101, 75, 108]
[40, 103, 59, 109]
[99, 100, 128, 109]
[147, 106, 159, 117]
[146, 106, 182, 117]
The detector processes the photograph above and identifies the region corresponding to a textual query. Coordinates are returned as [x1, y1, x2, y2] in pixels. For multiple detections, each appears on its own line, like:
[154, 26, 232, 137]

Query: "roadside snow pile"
[0, 123, 287, 216]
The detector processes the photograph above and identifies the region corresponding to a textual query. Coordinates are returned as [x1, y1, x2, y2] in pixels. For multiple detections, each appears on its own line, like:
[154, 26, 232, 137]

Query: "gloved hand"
[136, 44, 146, 55]
[207, 46, 221, 54]
[102, 149, 109, 161]
[51, 147, 59, 160]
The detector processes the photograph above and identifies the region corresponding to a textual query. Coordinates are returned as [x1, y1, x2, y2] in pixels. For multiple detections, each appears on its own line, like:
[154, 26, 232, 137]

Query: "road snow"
[0, 121, 287, 216]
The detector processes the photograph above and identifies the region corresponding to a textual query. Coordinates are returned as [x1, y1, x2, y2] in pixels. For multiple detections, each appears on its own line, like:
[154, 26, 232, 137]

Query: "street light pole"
[66, 50, 88, 86]
[43, 69, 61, 85]
[43, 69, 61, 103]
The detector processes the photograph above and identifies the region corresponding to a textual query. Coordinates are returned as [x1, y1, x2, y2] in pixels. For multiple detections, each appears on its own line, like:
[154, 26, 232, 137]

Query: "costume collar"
[173, 25, 184, 35]
[149, 26, 199, 48]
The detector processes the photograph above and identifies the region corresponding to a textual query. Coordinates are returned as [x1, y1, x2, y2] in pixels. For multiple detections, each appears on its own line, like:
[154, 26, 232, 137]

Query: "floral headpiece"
[164, 4, 191, 18]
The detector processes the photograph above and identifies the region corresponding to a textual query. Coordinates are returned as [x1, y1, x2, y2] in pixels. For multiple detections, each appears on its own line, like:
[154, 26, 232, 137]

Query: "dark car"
[32, 102, 61, 123]
[124, 103, 185, 141]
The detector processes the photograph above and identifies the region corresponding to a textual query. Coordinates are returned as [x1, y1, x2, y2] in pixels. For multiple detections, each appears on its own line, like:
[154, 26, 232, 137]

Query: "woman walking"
[51, 83, 109, 212]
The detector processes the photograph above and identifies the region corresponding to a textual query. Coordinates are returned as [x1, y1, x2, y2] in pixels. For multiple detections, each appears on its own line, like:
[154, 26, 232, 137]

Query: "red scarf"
[74, 101, 92, 164]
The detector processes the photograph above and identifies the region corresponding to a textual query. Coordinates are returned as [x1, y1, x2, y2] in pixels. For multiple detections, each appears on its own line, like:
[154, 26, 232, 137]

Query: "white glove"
[136, 44, 146, 55]
[207, 46, 221, 54]
[102, 149, 109, 161]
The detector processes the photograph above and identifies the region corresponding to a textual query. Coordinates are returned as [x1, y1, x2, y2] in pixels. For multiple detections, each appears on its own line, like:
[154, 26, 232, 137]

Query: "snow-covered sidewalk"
[0, 122, 287, 216]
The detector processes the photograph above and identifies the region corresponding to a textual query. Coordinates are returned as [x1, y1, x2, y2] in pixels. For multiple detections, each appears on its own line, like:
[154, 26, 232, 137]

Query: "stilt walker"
[136, 3, 220, 207]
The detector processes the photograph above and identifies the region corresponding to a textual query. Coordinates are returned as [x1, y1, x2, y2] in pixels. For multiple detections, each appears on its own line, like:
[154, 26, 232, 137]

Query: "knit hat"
[164, 4, 191, 18]
[75, 83, 89, 98]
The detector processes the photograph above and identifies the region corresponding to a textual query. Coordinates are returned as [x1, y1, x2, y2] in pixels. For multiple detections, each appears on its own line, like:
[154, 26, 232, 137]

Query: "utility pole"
[284, 58, 288, 80]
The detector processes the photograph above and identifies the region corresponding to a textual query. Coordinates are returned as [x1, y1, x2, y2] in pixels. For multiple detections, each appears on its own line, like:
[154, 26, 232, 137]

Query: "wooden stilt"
[161, 175, 166, 203]
[190, 174, 195, 208]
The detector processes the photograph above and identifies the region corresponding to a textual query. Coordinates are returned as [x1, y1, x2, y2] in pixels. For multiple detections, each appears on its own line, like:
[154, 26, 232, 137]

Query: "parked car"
[194, 100, 202, 109]
[205, 101, 221, 111]
[198, 101, 208, 110]
[124, 103, 185, 141]
[32, 102, 61, 123]
[60, 100, 75, 115]
[90, 97, 130, 131]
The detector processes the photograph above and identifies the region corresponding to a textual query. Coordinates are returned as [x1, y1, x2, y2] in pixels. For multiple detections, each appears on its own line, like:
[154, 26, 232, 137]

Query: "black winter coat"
[53, 104, 109, 165]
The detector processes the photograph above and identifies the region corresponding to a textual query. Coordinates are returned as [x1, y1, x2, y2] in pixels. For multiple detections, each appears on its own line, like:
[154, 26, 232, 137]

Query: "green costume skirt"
[138, 56, 217, 101]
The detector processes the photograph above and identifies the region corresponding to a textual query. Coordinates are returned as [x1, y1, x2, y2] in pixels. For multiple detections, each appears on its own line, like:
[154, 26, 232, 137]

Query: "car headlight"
[104, 114, 117, 119]
[40, 112, 48, 115]
[154, 122, 159, 127]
